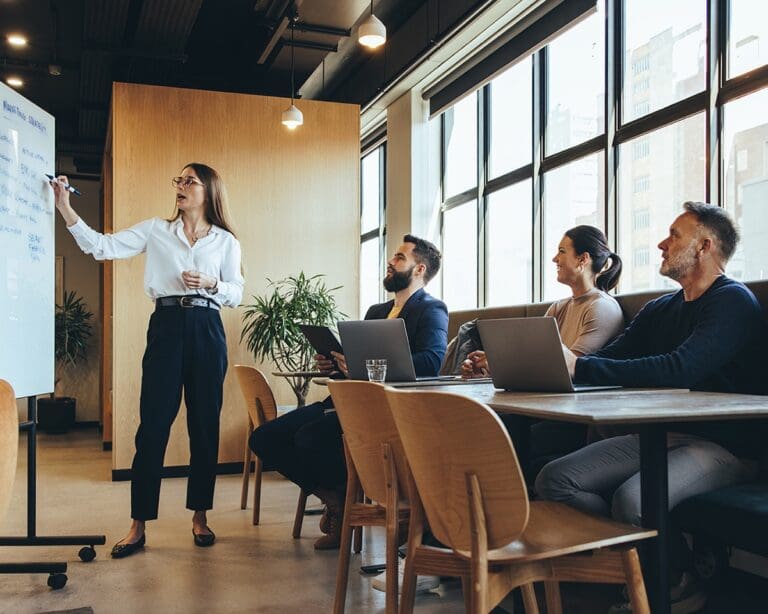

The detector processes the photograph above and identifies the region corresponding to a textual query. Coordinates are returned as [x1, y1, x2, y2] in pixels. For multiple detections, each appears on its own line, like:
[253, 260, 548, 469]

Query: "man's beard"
[383, 265, 415, 292]
[660, 241, 698, 281]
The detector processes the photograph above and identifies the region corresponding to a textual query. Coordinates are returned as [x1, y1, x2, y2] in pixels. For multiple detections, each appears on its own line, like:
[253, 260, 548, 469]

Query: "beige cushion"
[447, 279, 768, 342]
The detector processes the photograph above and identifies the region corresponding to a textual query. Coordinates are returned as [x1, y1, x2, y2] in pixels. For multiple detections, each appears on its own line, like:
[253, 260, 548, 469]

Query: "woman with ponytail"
[463, 224, 624, 376]
[462, 225, 625, 482]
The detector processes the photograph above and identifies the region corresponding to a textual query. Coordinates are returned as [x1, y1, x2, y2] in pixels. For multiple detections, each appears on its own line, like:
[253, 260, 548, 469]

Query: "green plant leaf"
[240, 273, 345, 405]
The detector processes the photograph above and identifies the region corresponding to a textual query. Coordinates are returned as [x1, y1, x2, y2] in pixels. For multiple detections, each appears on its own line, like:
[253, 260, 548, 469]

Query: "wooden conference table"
[403, 382, 768, 614]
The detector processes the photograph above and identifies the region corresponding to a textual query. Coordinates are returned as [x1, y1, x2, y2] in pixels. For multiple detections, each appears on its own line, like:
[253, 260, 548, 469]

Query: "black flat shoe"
[110, 534, 145, 559]
[193, 527, 216, 547]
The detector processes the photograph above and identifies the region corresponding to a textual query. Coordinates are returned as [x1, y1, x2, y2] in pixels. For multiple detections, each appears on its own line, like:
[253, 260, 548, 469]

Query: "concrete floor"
[7, 429, 766, 613]
[0, 429, 510, 614]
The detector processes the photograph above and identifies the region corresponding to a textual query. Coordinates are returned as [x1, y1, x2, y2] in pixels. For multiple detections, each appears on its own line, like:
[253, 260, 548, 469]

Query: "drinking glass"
[365, 359, 387, 383]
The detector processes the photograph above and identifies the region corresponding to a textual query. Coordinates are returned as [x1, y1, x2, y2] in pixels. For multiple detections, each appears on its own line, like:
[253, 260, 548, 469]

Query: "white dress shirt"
[68, 216, 244, 307]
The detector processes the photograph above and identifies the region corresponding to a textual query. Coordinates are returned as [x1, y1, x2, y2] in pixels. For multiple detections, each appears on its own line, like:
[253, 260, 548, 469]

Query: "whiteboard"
[0, 82, 55, 398]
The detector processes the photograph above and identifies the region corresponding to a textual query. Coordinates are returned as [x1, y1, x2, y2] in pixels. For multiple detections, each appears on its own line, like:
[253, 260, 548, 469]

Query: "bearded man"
[249, 235, 447, 549]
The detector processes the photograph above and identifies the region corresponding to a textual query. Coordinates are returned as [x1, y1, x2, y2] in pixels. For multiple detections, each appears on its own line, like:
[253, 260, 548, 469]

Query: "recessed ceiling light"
[6, 76, 24, 88]
[7, 34, 28, 47]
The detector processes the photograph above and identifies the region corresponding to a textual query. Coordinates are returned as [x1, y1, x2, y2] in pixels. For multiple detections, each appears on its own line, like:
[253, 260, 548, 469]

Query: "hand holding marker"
[45, 173, 81, 196]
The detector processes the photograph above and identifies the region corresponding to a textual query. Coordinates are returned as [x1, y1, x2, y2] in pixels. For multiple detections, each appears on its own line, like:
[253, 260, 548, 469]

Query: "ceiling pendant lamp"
[282, 15, 303, 130]
[359, 0, 386, 49]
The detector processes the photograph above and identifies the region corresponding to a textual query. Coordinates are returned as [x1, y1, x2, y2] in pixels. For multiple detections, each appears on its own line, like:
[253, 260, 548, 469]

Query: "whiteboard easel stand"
[0, 396, 106, 589]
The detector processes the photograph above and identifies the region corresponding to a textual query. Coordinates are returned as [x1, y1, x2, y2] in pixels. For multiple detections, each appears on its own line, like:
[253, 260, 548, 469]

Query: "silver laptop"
[337, 319, 457, 384]
[477, 317, 620, 393]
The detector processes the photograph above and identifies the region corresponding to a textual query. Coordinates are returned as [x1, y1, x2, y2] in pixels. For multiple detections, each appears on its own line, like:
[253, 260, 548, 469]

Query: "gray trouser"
[534, 433, 756, 526]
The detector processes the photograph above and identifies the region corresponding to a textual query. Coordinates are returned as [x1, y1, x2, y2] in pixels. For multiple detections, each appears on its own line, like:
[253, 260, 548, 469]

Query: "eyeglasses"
[171, 176, 204, 189]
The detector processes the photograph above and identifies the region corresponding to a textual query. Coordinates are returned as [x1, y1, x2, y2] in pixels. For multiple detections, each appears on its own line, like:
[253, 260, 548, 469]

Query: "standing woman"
[50, 163, 244, 558]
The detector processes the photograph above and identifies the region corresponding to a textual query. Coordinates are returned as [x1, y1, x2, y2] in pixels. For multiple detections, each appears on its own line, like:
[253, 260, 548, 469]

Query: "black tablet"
[299, 324, 343, 359]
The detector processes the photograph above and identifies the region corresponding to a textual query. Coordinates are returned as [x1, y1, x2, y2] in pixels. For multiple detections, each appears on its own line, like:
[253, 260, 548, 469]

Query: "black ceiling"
[0, 0, 484, 174]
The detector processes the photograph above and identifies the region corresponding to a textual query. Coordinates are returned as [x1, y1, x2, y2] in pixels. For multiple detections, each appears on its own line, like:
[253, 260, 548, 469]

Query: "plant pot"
[37, 397, 76, 434]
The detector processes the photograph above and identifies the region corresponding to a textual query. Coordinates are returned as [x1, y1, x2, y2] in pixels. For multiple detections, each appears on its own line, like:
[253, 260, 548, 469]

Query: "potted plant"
[38, 290, 94, 433]
[241, 273, 344, 407]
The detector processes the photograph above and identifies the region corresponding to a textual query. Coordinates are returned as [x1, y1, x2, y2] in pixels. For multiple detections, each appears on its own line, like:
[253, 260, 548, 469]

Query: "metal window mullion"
[605, 0, 619, 271]
[379, 143, 387, 302]
[478, 87, 487, 308]
[705, 0, 721, 204]
[532, 48, 545, 304]
[439, 113, 447, 299]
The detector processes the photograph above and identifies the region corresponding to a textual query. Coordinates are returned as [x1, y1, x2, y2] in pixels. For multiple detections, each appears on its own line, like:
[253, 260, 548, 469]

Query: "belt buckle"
[179, 296, 196, 308]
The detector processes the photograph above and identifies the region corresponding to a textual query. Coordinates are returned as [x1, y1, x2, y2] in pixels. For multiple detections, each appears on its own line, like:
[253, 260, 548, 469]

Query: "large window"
[543, 152, 604, 300]
[546, 6, 605, 154]
[442, 202, 478, 309]
[359, 144, 385, 316]
[723, 88, 768, 281]
[618, 114, 706, 291]
[622, 0, 706, 122]
[434, 0, 768, 307]
[486, 180, 533, 306]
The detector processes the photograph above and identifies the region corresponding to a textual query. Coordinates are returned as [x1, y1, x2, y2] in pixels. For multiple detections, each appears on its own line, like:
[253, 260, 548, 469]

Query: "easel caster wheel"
[48, 573, 67, 590]
[78, 546, 96, 562]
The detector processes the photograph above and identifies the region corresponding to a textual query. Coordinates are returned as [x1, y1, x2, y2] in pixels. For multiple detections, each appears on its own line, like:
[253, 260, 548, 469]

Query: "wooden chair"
[0, 380, 18, 526]
[234, 365, 307, 537]
[328, 380, 410, 614]
[385, 388, 657, 614]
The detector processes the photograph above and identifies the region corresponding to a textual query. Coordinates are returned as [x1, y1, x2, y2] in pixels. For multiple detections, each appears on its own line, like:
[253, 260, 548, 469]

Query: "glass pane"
[443, 94, 478, 198]
[543, 152, 605, 301]
[622, 0, 706, 123]
[618, 114, 705, 292]
[546, 1, 605, 155]
[486, 181, 533, 305]
[489, 57, 532, 177]
[361, 148, 381, 234]
[723, 88, 768, 281]
[728, 0, 768, 78]
[442, 202, 478, 309]
[359, 237, 381, 317]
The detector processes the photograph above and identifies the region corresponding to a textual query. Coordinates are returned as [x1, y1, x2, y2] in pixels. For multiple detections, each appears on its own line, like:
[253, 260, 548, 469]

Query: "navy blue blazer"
[363, 288, 448, 376]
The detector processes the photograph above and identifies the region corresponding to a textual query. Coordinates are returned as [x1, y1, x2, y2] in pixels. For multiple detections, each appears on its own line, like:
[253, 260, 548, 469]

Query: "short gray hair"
[683, 201, 739, 262]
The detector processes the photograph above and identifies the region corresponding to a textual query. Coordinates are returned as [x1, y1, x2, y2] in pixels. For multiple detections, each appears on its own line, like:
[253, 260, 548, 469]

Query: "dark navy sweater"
[575, 276, 768, 454]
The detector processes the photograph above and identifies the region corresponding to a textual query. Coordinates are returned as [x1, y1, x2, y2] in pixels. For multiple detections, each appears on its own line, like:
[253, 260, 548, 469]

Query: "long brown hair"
[169, 162, 237, 238]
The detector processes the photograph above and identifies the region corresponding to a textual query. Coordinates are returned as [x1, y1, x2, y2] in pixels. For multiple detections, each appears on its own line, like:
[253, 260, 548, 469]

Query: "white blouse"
[67, 216, 244, 308]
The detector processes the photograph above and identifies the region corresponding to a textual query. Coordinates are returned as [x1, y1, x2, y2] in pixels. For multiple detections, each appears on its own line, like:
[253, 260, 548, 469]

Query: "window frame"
[359, 140, 387, 314]
[434, 0, 768, 304]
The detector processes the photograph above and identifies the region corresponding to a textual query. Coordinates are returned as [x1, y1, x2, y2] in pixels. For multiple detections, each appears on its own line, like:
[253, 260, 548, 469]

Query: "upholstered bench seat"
[674, 482, 768, 557]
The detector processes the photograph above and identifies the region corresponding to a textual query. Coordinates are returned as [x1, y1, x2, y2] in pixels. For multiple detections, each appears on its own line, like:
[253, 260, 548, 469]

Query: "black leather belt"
[156, 296, 220, 310]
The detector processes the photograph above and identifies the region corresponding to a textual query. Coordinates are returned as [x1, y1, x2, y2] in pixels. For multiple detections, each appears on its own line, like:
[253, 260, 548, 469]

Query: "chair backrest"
[233, 365, 278, 427]
[0, 380, 19, 525]
[385, 388, 529, 552]
[328, 380, 408, 505]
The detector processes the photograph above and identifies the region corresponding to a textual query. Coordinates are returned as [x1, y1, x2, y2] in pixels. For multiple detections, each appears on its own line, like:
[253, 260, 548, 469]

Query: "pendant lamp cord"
[290, 18, 295, 104]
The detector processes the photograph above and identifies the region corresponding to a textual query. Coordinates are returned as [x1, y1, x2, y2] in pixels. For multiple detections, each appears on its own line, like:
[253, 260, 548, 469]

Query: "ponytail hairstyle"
[564, 225, 622, 292]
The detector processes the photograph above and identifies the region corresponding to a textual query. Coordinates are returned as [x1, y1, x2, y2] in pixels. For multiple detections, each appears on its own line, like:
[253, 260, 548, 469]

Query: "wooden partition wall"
[104, 82, 360, 473]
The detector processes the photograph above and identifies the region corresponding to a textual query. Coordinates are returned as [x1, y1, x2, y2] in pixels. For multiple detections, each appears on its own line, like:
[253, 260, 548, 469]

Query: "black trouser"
[130, 303, 228, 521]
[248, 396, 346, 494]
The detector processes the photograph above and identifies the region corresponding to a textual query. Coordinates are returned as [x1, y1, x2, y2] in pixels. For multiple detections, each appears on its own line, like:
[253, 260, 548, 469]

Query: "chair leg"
[460, 576, 472, 613]
[253, 457, 263, 525]
[520, 584, 540, 614]
[383, 442, 400, 614]
[399, 553, 417, 614]
[241, 425, 253, 509]
[332, 515, 355, 614]
[467, 474, 489, 614]
[292, 489, 308, 538]
[621, 548, 650, 614]
[544, 581, 562, 614]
